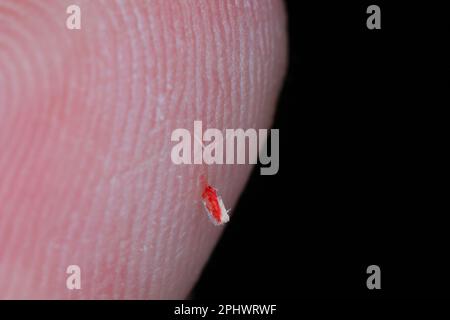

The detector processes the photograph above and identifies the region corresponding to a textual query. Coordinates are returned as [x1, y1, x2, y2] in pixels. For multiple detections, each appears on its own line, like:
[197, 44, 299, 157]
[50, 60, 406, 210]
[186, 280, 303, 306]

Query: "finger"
[0, 0, 287, 299]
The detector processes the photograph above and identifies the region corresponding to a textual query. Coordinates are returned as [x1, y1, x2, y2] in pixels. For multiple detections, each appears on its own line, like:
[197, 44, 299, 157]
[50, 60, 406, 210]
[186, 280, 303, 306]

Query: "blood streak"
[201, 185, 230, 226]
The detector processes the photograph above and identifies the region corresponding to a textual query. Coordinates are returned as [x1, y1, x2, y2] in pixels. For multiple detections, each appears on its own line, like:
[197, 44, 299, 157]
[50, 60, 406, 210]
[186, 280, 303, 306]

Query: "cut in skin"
[0, 0, 287, 299]
[201, 185, 230, 226]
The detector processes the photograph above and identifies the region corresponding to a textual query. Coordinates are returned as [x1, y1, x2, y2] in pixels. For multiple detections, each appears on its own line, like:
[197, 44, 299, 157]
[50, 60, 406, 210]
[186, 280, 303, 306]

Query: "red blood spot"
[201, 185, 222, 223]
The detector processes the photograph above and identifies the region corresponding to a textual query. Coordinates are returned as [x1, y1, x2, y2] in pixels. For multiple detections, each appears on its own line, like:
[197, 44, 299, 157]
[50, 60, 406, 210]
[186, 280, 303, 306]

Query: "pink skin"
[0, 0, 287, 299]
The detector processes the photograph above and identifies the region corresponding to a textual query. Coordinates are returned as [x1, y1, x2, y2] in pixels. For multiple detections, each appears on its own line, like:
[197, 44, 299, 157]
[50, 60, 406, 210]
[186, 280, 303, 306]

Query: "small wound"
[201, 185, 230, 226]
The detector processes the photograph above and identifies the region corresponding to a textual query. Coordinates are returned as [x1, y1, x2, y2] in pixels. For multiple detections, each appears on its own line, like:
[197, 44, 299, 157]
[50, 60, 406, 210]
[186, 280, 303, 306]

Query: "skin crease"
[0, 0, 287, 299]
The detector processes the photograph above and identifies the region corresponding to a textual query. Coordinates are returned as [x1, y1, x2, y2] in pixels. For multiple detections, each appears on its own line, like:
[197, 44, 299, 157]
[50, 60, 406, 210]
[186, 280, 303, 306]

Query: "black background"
[193, 0, 448, 298]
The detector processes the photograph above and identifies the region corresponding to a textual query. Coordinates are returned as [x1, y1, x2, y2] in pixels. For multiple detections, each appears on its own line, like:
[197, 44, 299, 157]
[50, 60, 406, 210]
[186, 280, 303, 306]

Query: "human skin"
[0, 0, 287, 299]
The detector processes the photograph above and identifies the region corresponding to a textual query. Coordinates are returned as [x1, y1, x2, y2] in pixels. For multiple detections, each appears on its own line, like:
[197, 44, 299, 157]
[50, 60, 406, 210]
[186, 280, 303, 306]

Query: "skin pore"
[0, 0, 287, 298]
